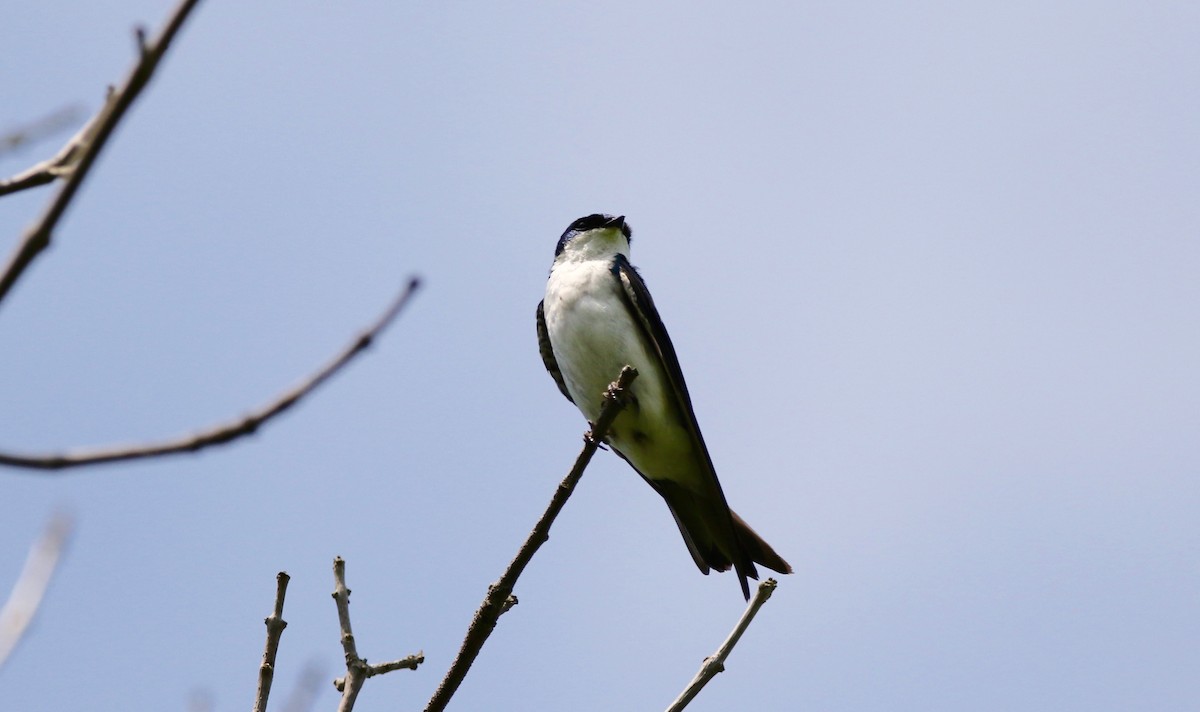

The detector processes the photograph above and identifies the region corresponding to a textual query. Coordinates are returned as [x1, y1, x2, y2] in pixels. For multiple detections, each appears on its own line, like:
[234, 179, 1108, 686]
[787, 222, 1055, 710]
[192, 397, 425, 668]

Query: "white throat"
[554, 227, 631, 266]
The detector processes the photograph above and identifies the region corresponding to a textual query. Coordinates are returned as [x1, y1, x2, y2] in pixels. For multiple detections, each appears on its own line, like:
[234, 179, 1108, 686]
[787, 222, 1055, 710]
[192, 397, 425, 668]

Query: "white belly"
[544, 260, 648, 416]
[543, 259, 700, 486]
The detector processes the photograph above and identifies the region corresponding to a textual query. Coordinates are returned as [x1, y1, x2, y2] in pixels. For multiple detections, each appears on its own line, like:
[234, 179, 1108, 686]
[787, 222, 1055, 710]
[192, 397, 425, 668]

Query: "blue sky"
[2, 2, 1198, 710]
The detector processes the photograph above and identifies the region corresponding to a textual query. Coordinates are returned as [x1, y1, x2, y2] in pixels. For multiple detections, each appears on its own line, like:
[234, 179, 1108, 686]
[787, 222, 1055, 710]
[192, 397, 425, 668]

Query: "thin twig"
[0, 113, 98, 197]
[331, 557, 423, 712]
[0, 512, 75, 670]
[0, 104, 88, 176]
[0, 277, 421, 472]
[252, 572, 291, 712]
[0, 105, 97, 197]
[665, 578, 780, 712]
[0, 0, 204, 306]
[424, 366, 639, 712]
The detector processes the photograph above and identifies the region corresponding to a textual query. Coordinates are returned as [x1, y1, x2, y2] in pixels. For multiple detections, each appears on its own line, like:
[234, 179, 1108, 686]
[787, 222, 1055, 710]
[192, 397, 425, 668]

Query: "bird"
[536, 213, 791, 599]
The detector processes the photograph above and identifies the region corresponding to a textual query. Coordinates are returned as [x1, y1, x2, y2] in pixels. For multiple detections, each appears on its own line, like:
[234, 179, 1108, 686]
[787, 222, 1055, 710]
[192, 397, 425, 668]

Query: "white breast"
[543, 258, 653, 422]
[543, 256, 701, 487]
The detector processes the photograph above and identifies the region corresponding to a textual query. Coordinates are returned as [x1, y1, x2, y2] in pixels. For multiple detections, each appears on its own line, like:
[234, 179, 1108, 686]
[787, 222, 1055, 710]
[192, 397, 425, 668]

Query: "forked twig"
[0, 0, 206, 307]
[0, 105, 89, 191]
[332, 557, 423, 712]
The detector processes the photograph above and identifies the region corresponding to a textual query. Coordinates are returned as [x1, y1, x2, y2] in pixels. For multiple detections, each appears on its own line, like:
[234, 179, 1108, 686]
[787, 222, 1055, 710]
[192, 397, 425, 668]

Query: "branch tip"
[133, 25, 149, 54]
[424, 367, 637, 712]
[252, 567, 292, 712]
[665, 578, 781, 711]
[0, 278, 420, 471]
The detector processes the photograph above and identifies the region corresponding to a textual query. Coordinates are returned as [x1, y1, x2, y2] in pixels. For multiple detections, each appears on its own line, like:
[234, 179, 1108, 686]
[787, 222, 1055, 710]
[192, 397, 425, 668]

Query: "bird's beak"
[606, 215, 626, 229]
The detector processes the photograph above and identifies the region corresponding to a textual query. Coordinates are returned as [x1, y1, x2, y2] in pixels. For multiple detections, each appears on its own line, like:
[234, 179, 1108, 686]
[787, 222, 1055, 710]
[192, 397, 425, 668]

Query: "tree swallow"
[537, 213, 791, 599]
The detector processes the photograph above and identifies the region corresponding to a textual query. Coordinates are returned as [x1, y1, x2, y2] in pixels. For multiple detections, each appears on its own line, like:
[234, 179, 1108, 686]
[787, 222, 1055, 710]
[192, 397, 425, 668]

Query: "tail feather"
[655, 480, 791, 599]
[731, 510, 793, 575]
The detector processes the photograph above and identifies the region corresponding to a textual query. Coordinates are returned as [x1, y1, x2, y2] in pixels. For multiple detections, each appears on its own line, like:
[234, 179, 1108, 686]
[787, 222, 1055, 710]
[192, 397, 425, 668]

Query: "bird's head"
[554, 213, 632, 261]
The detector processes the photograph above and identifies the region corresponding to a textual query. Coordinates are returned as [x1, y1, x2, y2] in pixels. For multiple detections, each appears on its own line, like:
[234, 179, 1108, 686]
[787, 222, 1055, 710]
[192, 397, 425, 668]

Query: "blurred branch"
[0, 512, 75, 670]
[253, 572, 291, 712]
[0, 277, 421, 472]
[331, 557, 423, 712]
[424, 366, 639, 712]
[279, 660, 327, 712]
[187, 689, 214, 712]
[0, 0, 205, 307]
[0, 103, 87, 166]
[665, 578, 779, 712]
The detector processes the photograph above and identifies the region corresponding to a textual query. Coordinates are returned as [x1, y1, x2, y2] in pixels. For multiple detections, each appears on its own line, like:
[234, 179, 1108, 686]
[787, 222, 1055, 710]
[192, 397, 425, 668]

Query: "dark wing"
[610, 256, 709, 439]
[610, 255, 758, 599]
[536, 299, 574, 403]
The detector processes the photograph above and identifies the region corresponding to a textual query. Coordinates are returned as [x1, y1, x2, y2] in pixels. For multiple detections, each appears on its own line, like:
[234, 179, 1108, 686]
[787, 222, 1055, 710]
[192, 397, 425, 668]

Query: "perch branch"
[0, 0, 204, 306]
[252, 572, 291, 712]
[0, 277, 420, 472]
[424, 366, 639, 712]
[331, 557, 423, 712]
[665, 578, 779, 712]
[0, 512, 75, 670]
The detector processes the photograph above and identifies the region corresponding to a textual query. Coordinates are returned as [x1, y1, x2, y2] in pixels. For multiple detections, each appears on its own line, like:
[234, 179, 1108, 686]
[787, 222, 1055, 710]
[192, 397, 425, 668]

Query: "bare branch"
[0, 0, 205, 306]
[424, 366, 640, 712]
[0, 512, 75, 670]
[665, 578, 780, 712]
[331, 557, 423, 712]
[0, 277, 421, 472]
[252, 572, 291, 712]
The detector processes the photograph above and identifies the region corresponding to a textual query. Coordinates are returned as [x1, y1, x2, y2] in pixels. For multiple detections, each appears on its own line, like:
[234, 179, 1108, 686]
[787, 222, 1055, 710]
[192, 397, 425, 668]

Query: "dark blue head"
[555, 214, 632, 256]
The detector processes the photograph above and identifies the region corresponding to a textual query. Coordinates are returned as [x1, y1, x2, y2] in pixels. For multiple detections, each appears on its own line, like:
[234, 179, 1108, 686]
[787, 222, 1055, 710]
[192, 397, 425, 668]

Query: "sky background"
[2, 1, 1198, 710]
